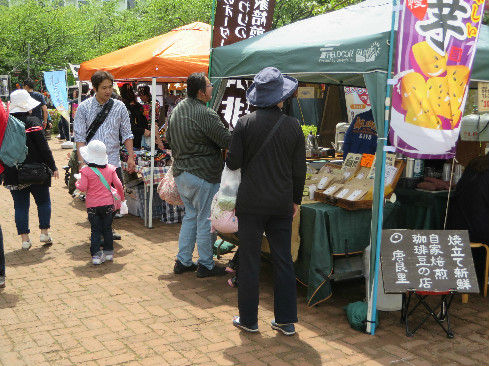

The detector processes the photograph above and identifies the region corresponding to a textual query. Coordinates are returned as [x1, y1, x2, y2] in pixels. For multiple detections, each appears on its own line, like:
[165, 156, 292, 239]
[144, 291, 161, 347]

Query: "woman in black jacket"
[3, 90, 58, 250]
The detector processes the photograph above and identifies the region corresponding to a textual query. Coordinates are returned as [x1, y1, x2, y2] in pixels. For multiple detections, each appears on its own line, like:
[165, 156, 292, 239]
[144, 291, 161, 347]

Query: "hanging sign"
[217, 79, 254, 130]
[478, 82, 489, 112]
[389, 0, 486, 159]
[212, 0, 277, 48]
[44, 70, 70, 121]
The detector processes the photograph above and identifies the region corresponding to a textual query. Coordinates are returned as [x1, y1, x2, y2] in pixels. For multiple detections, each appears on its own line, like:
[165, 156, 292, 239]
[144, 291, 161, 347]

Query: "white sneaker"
[92, 253, 106, 265]
[0, 276, 5, 288]
[22, 240, 32, 250]
[104, 252, 114, 261]
[40, 233, 52, 244]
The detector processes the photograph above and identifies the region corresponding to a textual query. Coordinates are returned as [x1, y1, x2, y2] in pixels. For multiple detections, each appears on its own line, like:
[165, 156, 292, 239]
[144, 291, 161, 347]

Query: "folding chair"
[401, 290, 455, 338]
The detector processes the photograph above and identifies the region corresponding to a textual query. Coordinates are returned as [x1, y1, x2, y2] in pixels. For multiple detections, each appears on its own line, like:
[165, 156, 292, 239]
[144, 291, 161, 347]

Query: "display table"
[394, 188, 451, 230]
[121, 162, 169, 186]
[121, 162, 175, 227]
[295, 202, 400, 307]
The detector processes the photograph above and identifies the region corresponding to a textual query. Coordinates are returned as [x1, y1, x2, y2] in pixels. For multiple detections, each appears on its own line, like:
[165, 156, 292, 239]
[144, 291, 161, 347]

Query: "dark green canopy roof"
[211, 0, 489, 85]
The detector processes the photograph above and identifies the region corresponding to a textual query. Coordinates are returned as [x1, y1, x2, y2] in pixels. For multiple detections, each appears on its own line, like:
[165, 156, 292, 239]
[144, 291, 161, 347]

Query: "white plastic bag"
[216, 164, 241, 210]
[210, 193, 238, 234]
[119, 200, 128, 215]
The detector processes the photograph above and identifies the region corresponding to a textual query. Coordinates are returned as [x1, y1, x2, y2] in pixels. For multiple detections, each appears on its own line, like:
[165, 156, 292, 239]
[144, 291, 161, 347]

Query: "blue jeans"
[0, 225, 5, 277]
[87, 205, 114, 256]
[10, 185, 51, 235]
[174, 172, 219, 269]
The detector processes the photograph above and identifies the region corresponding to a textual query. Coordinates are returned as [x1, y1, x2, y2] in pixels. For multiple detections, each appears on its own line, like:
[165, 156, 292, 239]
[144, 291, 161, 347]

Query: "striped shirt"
[74, 97, 133, 168]
[167, 98, 231, 183]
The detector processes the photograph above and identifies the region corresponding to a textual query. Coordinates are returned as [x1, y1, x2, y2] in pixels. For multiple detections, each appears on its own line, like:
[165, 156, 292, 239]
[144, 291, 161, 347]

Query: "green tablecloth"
[394, 188, 450, 230]
[296, 202, 400, 307]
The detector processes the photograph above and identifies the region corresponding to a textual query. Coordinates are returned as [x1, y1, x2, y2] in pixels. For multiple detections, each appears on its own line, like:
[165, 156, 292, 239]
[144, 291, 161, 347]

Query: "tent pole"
[148, 77, 157, 228]
[208, 0, 217, 81]
[367, 0, 399, 335]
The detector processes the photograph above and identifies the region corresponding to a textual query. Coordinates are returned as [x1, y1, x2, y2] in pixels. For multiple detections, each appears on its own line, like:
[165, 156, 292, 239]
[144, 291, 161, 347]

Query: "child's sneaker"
[104, 252, 114, 261]
[92, 252, 106, 265]
[0, 276, 5, 288]
[40, 233, 53, 245]
[22, 240, 32, 250]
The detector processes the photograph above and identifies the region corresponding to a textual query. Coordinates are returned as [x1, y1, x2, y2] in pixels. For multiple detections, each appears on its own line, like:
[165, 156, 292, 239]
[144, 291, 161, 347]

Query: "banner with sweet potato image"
[389, 0, 486, 158]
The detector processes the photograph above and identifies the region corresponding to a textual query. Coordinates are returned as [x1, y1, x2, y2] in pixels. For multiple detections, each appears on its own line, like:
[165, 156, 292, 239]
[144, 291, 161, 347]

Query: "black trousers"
[237, 213, 298, 326]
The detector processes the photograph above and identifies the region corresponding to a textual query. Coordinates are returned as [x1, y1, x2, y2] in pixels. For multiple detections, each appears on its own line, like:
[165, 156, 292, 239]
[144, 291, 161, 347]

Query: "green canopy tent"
[210, 0, 489, 334]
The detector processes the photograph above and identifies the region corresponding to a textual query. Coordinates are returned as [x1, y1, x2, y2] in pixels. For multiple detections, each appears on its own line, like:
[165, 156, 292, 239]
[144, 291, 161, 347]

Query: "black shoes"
[174, 259, 197, 274]
[196, 263, 227, 278]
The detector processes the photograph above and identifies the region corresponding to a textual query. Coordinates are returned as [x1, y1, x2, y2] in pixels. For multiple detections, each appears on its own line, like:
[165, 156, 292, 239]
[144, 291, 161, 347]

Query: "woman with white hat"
[3, 89, 58, 250]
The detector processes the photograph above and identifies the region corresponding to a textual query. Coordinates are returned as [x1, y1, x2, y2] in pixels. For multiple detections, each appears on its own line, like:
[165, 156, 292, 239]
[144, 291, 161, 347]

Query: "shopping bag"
[111, 187, 122, 210]
[216, 164, 241, 210]
[210, 193, 238, 234]
[119, 200, 128, 215]
[157, 165, 184, 206]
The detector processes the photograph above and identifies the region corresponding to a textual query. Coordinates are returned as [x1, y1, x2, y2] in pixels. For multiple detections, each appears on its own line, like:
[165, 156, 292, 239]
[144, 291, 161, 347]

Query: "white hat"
[9, 89, 41, 113]
[79, 140, 108, 166]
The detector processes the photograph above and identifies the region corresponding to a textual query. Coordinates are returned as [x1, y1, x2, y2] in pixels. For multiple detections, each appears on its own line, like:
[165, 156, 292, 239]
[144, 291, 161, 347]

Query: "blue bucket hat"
[246, 67, 298, 108]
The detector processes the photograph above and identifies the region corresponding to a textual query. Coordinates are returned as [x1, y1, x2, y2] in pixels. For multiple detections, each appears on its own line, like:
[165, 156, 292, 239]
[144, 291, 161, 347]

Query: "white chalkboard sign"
[380, 230, 479, 293]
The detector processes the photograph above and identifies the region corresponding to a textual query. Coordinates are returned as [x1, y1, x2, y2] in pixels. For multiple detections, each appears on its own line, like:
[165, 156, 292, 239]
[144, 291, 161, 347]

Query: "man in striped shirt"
[74, 70, 135, 178]
[167, 72, 231, 278]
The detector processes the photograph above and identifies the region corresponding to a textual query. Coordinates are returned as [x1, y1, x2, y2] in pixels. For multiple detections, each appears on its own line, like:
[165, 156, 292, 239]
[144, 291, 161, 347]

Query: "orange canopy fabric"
[79, 22, 211, 82]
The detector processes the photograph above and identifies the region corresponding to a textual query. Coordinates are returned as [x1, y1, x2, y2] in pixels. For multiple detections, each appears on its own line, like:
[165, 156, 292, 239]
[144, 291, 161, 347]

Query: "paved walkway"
[0, 140, 488, 366]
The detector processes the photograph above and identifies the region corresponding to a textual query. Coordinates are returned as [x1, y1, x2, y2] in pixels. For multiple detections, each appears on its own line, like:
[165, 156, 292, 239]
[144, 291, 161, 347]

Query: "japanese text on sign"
[380, 230, 479, 293]
[479, 82, 489, 112]
[212, 0, 277, 48]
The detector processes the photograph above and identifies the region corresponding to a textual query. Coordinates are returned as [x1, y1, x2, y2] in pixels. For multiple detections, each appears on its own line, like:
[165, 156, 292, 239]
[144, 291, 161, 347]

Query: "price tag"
[336, 188, 350, 198]
[317, 176, 329, 189]
[479, 82, 489, 112]
[361, 154, 375, 167]
[384, 165, 398, 186]
[346, 189, 365, 201]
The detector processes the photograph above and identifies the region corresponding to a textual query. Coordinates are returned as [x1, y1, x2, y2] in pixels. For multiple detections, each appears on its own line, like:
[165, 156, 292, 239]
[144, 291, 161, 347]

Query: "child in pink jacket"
[76, 140, 125, 265]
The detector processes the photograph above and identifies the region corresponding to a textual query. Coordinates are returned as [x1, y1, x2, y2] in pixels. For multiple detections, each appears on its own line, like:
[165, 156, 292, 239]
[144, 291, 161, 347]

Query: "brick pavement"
[0, 139, 488, 366]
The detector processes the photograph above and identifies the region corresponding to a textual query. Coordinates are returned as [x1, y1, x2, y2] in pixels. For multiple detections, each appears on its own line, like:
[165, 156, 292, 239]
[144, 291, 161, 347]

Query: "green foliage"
[0, 0, 364, 85]
[301, 125, 317, 138]
[48, 109, 61, 134]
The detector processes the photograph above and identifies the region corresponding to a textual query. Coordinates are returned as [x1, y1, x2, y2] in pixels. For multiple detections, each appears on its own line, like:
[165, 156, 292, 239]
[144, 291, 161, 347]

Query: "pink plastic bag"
[157, 165, 184, 206]
[210, 194, 238, 234]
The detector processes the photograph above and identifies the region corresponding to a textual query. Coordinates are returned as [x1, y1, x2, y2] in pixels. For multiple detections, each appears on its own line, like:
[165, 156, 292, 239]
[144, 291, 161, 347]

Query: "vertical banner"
[212, 0, 277, 48]
[43, 70, 69, 121]
[217, 79, 254, 130]
[389, 0, 486, 158]
[212, 0, 277, 128]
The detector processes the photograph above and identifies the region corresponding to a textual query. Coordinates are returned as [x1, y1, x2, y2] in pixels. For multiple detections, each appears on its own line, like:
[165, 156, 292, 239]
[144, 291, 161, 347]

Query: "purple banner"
[389, 0, 486, 159]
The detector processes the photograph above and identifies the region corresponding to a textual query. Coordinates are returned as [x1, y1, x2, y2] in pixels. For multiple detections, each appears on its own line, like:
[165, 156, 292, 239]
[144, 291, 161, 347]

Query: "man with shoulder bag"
[74, 70, 135, 240]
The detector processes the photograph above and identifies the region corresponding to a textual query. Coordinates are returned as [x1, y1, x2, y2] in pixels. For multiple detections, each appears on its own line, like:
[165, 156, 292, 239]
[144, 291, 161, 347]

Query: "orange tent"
[78, 22, 211, 82]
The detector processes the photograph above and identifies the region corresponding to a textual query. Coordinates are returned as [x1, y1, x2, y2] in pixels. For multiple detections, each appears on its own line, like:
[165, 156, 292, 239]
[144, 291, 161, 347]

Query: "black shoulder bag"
[244, 114, 287, 170]
[17, 125, 53, 185]
[86, 98, 114, 144]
